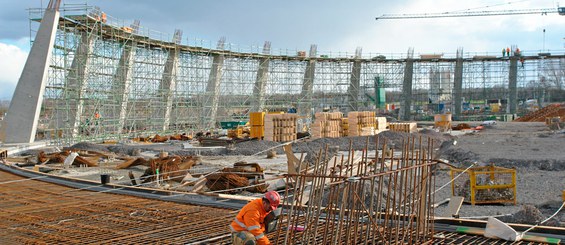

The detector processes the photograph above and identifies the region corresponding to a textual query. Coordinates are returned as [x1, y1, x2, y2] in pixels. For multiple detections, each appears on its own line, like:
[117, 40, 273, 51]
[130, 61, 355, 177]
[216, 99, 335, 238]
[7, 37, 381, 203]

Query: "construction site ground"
[10, 121, 565, 228]
[1, 169, 558, 244]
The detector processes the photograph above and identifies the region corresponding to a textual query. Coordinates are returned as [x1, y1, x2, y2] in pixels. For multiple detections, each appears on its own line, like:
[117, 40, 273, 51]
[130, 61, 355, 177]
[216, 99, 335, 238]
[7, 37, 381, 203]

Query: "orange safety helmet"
[264, 191, 281, 210]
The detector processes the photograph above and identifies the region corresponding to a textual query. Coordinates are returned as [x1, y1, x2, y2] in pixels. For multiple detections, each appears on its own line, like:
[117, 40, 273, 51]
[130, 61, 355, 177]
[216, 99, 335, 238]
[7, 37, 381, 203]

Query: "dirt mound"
[499, 202, 563, 226]
[439, 148, 480, 165]
[499, 205, 544, 225]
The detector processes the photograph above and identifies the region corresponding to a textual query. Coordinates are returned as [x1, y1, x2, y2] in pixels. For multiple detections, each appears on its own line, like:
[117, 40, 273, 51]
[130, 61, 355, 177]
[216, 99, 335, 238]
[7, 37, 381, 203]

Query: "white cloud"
[0, 41, 28, 99]
[331, 0, 564, 55]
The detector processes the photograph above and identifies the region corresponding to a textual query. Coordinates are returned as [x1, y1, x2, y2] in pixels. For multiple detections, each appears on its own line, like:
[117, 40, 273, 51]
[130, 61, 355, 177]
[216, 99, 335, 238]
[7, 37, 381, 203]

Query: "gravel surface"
[434, 122, 565, 225]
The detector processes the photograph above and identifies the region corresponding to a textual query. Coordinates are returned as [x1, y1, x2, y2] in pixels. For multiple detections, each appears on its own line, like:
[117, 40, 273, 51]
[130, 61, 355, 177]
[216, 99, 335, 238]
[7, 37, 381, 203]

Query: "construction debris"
[205, 162, 268, 193]
[115, 157, 149, 169]
[140, 155, 201, 183]
[452, 123, 471, 130]
[37, 150, 98, 167]
[151, 134, 169, 143]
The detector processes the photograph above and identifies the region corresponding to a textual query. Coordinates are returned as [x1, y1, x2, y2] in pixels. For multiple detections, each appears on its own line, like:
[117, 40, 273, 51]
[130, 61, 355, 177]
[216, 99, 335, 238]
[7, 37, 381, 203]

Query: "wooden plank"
[444, 196, 464, 218]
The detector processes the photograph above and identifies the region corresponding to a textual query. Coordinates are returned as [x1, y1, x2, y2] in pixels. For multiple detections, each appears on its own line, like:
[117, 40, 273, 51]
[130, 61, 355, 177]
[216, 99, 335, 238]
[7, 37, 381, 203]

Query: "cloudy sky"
[0, 0, 563, 100]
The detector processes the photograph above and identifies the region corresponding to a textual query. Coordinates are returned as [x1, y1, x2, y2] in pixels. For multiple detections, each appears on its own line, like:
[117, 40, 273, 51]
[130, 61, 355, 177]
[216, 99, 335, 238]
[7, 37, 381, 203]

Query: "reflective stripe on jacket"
[230, 198, 271, 245]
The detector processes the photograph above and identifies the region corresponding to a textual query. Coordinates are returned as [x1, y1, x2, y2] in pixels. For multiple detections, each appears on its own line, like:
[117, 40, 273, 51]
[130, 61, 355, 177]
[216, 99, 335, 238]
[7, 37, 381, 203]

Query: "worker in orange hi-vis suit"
[230, 191, 280, 245]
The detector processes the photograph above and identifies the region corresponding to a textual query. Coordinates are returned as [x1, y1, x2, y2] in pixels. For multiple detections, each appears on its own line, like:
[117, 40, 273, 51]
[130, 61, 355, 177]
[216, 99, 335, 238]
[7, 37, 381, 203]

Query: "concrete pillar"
[250, 41, 271, 112]
[113, 43, 136, 134]
[298, 44, 317, 117]
[0, 2, 60, 143]
[67, 32, 95, 137]
[159, 29, 182, 131]
[348, 47, 363, 111]
[203, 38, 225, 129]
[508, 57, 518, 114]
[453, 48, 464, 118]
[401, 48, 414, 121]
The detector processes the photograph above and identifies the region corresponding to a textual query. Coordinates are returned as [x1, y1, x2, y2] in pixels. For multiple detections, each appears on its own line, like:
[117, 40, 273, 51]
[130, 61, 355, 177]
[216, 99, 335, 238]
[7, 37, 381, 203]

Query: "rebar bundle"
[274, 135, 437, 244]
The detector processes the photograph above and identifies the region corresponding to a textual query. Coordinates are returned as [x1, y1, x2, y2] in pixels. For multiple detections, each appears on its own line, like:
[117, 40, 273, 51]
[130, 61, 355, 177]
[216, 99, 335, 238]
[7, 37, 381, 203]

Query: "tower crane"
[376, 7, 565, 20]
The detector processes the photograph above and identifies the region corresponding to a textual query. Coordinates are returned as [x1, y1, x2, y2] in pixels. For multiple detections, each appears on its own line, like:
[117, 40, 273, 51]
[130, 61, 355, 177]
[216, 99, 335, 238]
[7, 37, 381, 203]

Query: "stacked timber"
[249, 112, 265, 139]
[375, 117, 387, 132]
[347, 111, 377, 136]
[311, 112, 343, 138]
[264, 114, 298, 142]
[341, 118, 349, 136]
[389, 122, 418, 133]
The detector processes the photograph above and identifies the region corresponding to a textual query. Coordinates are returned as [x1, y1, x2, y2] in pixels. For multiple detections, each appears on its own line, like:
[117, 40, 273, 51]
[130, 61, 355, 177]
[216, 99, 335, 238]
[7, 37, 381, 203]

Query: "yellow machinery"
[228, 126, 244, 138]
[450, 164, 517, 205]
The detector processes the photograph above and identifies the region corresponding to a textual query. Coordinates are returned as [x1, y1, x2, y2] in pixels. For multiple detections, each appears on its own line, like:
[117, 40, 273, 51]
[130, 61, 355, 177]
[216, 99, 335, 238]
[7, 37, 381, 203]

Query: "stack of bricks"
[264, 114, 298, 142]
[311, 112, 343, 138]
[389, 122, 418, 133]
[347, 111, 377, 136]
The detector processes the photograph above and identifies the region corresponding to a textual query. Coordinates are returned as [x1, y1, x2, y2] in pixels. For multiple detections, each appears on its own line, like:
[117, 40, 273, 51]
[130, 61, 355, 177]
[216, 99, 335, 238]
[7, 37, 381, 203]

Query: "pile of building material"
[205, 162, 268, 193]
[311, 112, 343, 138]
[347, 111, 377, 136]
[264, 113, 298, 142]
[37, 150, 100, 167]
[389, 122, 418, 133]
[140, 155, 201, 183]
[515, 103, 565, 122]
[249, 112, 265, 139]
[341, 118, 349, 136]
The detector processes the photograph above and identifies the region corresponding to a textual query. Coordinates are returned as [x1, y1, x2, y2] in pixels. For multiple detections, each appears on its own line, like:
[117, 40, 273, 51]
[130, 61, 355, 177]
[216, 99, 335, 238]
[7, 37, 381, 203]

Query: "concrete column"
[67, 32, 95, 137]
[508, 57, 518, 114]
[0, 3, 60, 143]
[203, 38, 226, 129]
[250, 41, 271, 112]
[113, 43, 136, 134]
[348, 47, 363, 111]
[453, 48, 464, 118]
[159, 29, 182, 131]
[298, 44, 317, 117]
[401, 48, 414, 121]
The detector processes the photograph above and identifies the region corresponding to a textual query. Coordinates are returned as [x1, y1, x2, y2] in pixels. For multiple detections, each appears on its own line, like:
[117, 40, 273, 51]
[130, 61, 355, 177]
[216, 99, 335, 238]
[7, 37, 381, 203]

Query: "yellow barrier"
[450, 164, 517, 205]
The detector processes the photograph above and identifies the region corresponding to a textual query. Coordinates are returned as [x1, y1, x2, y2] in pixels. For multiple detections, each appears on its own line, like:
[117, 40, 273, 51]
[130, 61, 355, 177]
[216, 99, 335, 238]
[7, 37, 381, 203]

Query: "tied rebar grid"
[274, 135, 437, 244]
[0, 170, 236, 245]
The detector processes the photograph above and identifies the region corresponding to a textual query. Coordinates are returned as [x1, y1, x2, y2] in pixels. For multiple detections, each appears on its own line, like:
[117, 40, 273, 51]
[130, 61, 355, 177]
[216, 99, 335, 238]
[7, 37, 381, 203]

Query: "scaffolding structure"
[15, 4, 565, 144]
